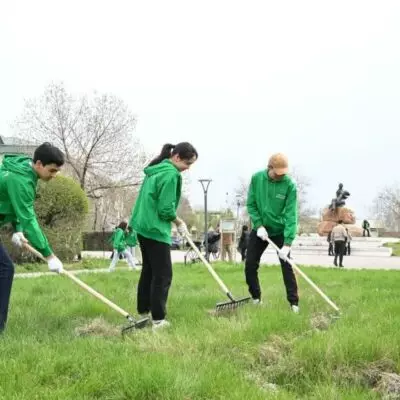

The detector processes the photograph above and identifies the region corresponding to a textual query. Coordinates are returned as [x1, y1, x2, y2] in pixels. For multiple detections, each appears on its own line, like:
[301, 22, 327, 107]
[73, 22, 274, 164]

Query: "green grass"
[383, 241, 400, 256]
[15, 257, 111, 273]
[2, 262, 400, 399]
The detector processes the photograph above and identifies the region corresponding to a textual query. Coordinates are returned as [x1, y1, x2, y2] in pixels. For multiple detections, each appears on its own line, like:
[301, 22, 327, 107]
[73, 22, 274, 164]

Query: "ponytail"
[148, 143, 175, 166]
[148, 141, 198, 166]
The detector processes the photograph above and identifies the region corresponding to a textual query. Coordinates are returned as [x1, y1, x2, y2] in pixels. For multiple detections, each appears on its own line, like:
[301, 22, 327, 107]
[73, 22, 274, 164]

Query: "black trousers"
[244, 230, 299, 305]
[344, 242, 351, 255]
[240, 248, 247, 262]
[363, 228, 370, 237]
[334, 241, 346, 266]
[0, 244, 15, 332]
[328, 243, 334, 256]
[137, 234, 172, 321]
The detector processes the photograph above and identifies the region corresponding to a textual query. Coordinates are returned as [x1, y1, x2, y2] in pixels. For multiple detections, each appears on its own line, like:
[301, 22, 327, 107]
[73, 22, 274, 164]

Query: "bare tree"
[372, 185, 400, 231]
[14, 82, 148, 198]
[89, 187, 140, 231]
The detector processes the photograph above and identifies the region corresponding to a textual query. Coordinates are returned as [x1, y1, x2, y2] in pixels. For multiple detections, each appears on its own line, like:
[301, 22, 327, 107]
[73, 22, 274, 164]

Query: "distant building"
[0, 135, 39, 158]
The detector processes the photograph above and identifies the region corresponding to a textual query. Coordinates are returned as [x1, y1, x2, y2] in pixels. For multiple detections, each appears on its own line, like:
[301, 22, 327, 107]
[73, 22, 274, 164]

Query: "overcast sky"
[1, 0, 399, 219]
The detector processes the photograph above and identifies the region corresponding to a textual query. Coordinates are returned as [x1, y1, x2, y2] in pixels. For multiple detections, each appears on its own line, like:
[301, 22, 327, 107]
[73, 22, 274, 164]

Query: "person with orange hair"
[245, 153, 300, 313]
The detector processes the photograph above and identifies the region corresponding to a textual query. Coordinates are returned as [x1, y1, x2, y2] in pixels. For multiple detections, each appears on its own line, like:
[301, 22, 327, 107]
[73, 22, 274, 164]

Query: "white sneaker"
[253, 298, 262, 305]
[291, 305, 300, 314]
[152, 320, 171, 330]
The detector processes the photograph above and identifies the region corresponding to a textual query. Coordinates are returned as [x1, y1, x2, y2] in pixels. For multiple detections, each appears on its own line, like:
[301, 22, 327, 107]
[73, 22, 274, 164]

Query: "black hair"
[33, 142, 65, 166]
[118, 221, 128, 230]
[338, 220, 343, 224]
[242, 225, 248, 232]
[148, 142, 198, 166]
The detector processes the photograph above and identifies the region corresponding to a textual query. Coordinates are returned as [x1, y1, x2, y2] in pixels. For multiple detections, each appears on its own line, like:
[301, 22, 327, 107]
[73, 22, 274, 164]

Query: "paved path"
[170, 251, 400, 270]
[14, 252, 400, 280]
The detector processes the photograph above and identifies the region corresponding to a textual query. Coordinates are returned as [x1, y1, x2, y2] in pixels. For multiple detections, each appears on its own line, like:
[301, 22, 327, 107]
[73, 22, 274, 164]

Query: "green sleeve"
[112, 229, 124, 249]
[246, 175, 263, 230]
[7, 177, 52, 257]
[157, 173, 179, 222]
[283, 183, 298, 245]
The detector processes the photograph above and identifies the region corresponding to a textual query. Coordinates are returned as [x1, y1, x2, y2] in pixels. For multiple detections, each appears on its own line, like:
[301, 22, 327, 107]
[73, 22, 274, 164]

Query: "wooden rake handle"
[185, 233, 232, 296]
[23, 242, 132, 319]
[266, 237, 340, 312]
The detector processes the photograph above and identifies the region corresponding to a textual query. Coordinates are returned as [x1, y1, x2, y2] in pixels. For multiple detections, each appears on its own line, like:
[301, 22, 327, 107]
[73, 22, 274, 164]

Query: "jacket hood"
[144, 159, 179, 177]
[1, 155, 36, 178]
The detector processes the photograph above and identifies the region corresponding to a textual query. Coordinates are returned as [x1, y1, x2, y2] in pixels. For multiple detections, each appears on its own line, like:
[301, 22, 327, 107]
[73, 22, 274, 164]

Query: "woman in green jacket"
[125, 226, 139, 264]
[130, 142, 198, 329]
[108, 221, 138, 272]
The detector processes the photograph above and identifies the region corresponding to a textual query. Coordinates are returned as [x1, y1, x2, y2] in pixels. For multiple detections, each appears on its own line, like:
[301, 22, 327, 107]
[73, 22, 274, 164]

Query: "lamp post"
[199, 179, 212, 261]
[236, 195, 241, 221]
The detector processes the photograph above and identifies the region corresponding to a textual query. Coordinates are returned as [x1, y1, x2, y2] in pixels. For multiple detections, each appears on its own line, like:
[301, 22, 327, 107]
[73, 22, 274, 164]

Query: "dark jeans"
[334, 241, 346, 266]
[328, 243, 334, 256]
[344, 242, 351, 255]
[363, 229, 370, 237]
[137, 235, 172, 321]
[240, 247, 247, 262]
[244, 230, 299, 305]
[0, 244, 15, 332]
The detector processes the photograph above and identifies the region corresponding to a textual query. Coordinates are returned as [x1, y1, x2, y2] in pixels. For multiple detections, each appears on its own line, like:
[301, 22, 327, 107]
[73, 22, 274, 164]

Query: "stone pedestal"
[317, 207, 363, 237]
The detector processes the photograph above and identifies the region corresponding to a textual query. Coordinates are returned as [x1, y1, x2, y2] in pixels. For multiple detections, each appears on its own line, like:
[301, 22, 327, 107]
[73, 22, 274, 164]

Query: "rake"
[266, 237, 340, 313]
[23, 243, 150, 334]
[185, 234, 251, 312]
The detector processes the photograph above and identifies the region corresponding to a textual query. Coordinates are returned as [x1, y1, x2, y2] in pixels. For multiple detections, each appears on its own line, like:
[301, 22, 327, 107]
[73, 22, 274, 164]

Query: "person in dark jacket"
[362, 220, 371, 237]
[204, 229, 221, 259]
[238, 225, 250, 261]
[327, 230, 334, 256]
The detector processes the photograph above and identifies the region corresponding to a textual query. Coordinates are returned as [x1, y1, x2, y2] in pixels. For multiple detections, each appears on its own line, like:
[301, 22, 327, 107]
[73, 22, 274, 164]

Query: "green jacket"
[130, 159, 182, 245]
[246, 169, 298, 245]
[125, 230, 138, 247]
[0, 155, 52, 257]
[111, 228, 127, 252]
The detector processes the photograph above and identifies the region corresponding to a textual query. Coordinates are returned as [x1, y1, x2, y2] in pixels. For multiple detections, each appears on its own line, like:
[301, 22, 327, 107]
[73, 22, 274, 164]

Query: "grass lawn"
[14, 258, 112, 274]
[2, 262, 400, 399]
[384, 242, 400, 256]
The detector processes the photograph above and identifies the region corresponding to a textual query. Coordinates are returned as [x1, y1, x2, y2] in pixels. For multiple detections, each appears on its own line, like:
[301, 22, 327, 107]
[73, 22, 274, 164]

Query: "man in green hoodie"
[245, 153, 300, 313]
[0, 142, 65, 332]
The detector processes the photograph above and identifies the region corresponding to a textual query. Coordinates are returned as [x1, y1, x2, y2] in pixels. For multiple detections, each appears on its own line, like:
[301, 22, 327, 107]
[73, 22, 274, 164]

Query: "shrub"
[1, 175, 89, 263]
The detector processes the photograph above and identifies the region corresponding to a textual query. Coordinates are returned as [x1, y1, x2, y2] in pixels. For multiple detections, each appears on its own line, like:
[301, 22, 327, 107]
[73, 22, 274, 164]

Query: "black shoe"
[334, 260, 338, 266]
[339, 264, 344, 268]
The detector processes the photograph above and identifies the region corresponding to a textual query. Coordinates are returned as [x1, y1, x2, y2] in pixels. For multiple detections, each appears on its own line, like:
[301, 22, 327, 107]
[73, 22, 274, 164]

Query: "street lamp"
[199, 179, 212, 261]
[236, 195, 241, 220]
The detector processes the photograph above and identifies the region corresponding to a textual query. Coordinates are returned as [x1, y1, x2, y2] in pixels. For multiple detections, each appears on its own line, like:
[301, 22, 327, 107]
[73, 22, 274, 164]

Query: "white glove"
[11, 232, 28, 247]
[177, 221, 188, 236]
[278, 245, 291, 261]
[48, 256, 63, 273]
[256, 227, 269, 241]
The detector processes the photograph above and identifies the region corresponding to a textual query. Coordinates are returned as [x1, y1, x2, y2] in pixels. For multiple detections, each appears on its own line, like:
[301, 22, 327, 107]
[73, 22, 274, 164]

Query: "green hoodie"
[0, 155, 52, 256]
[246, 169, 298, 245]
[125, 230, 138, 247]
[111, 228, 127, 252]
[130, 159, 182, 245]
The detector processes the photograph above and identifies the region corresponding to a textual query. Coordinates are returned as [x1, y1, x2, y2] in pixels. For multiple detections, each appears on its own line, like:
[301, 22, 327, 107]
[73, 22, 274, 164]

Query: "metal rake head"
[215, 296, 251, 312]
[121, 316, 150, 335]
